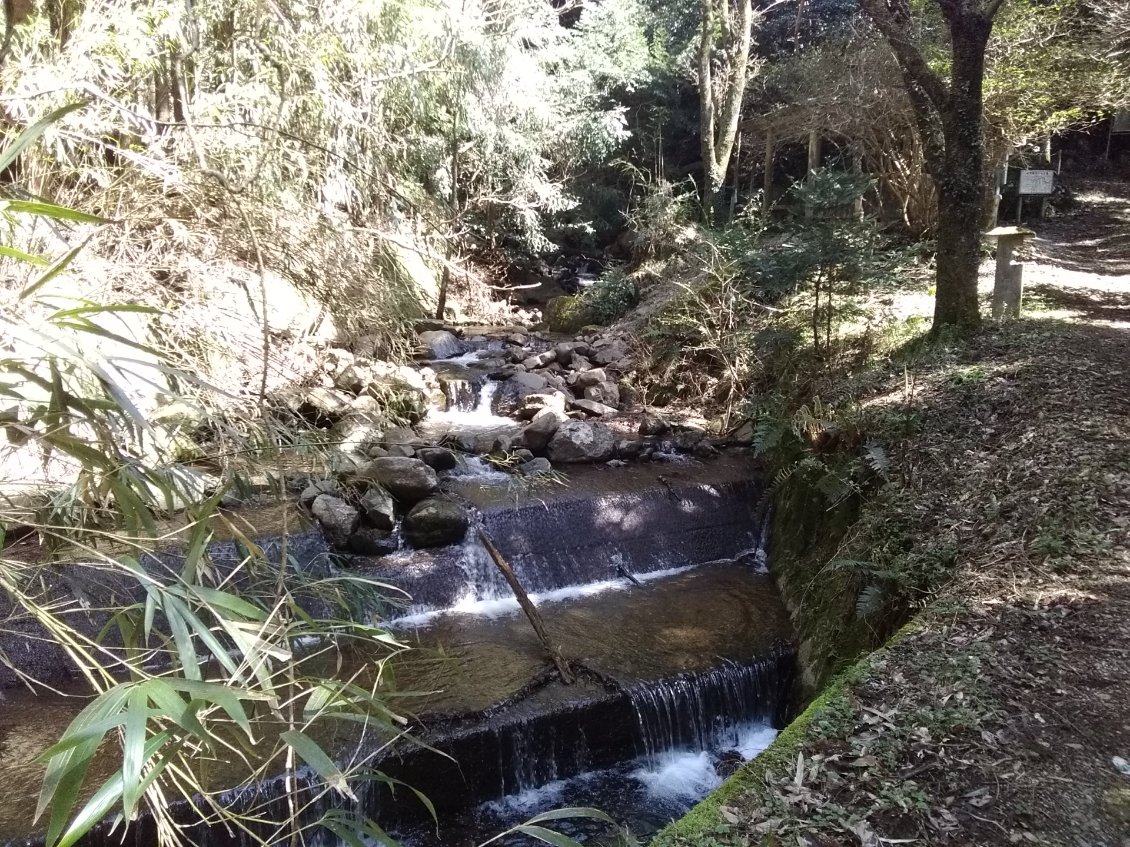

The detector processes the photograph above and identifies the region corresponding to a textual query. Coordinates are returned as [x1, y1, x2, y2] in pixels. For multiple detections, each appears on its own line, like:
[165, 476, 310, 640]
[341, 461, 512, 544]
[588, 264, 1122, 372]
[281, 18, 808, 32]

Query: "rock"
[350, 394, 383, 415]
[347, 527, 398, 557]
[572, 398, 617, 417]
[729, 420, 755, 445]
[311, 494, 359, 549]
[414, 318, 448, 333]
[512, 448, 535, 464]
[359, 488, 396, 531]
[403, 498, 470, 548]
[516, 392, 569, 420]
[366, 445, 390, 459]
[492, 372, 552, 416]
[333, 363, 371, 395]
[348, 457, 438, 504]
[520, 407, 568, 453]
[573, 368, 609, 389]
[693, 440, 718, 459]
[333, 417, 383, 456]
[547, 420, 616, 463]
[151, 400, 207, 430]
[418, 330, 464, 360]
[295, 387, 352, 427]
[521, 350, 557, 370]
[639, 412, 670, 437]
[382, 426, 418, 447]
[552, 341, 594, 367]
[591, 337, 631, 367]
[386, 444, 416, 458]
[569, 354, 594, 372]
[519, 457, 553, 476]
[416, 447, 457, 471]
[1103, 787, 1130, 827]
[672, 427, 707, 451]
[299, 479, 340, 509]
[583, 381, 620, 407]
[614, 439, 644, 460]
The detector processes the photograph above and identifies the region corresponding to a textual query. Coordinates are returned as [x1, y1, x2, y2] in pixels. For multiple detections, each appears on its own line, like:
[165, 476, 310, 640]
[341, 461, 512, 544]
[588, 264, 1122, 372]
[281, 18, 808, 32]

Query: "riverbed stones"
[582, 381, 620, 407]
[492, 371, 552, 416]
[299, 479, 340, 509]
[418, 330, 464, 360]
[348, 527, 398, 557]
[295, 386, 352, 426]
[572, 367, 608, 389]
[639, 412, 670, 437]
[348, 456, 438, 504]
[516, 392, 568, 420]
[416, 447, 457, 471]
[521, 350, 556, 370]
[403, 498, 469, 548]
[358, 487, 396, 531]
[547, 420, 615, 463]
[311, 494, 359, 549]
[519, 407, 568, 453]
[519, 457, 553, 475]
[571, 398, 617, 417]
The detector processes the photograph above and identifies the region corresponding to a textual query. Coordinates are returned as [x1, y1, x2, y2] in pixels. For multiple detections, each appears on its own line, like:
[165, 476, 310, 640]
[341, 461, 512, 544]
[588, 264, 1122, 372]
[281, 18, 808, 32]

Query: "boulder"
[348, 527, 398, 557]
[553, 341, 593, 366]
[639, 412, 670, 437]
[520, 407, 568, 453]
[573, 368, 609, 389]
[512, 448, 535, 464]
[311, 494, 359, 549]
[547, 421, 616, 463]
[591, 337, 632, 367]
[333, 416, 383, 456]
[519, 457, 553, 476]
[333, 363, 371, 395]
[299, 479, 340, 509]
[386, 444, 416, 458]
[416, 447, 458, 471]
[583, 381, 620, 407]
[348, 457, 438, 504]
[569, 354, 594, 372]
[516, 392, 569, 420]
[521, 350, 557, 370]
[671, 427, 707, 452]
[403, 498, 470, 548]
[294, 387, 352, 427]
[492, 371, 552, 416]
[572, 398, 617, 417]
[614, 439, 644, 460]
[418, 330, 464, 360]
[359, 487, 396, 531]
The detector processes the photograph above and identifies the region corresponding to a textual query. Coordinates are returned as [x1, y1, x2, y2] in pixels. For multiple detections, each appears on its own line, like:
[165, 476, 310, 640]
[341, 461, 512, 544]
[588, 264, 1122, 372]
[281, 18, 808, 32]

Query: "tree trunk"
[933, 183, 984, 327]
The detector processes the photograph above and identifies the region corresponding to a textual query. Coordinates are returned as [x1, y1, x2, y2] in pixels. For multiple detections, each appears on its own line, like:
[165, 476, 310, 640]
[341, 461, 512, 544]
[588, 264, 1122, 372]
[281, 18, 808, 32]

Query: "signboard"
[1112, 110, 1130, 135]
[1018, 170, 1055, 195]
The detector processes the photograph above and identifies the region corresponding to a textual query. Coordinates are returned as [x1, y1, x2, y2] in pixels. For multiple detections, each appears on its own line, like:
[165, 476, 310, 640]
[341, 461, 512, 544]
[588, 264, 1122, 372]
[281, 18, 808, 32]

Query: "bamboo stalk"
[476, 528, 575, 685]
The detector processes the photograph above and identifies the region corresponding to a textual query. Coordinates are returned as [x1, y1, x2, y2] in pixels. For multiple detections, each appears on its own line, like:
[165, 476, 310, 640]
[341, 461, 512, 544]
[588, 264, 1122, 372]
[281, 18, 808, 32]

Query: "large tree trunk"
[859, 0, 1005, 331]
[934, 184, 984, 326]
[932, 15, 993, 328]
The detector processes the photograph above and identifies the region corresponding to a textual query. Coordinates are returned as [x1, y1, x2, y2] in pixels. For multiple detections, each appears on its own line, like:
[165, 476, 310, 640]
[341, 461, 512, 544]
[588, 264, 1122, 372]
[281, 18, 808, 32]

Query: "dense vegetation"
[1, 0, 1128, 845]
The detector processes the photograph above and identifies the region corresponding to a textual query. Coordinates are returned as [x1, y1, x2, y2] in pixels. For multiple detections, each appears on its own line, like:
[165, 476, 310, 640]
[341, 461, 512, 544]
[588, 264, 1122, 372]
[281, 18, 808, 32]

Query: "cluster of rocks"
[300, 448, 471, 556]
[295, 322, 736, 552]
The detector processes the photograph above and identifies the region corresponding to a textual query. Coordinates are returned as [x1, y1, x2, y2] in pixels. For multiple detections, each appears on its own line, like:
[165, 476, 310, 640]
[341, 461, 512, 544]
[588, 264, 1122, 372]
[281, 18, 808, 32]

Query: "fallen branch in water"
[476, 527, 576, 685]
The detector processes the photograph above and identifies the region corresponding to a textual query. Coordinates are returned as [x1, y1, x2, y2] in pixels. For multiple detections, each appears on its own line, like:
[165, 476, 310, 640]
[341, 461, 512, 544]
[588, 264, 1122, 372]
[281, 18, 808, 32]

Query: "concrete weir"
[0, 455, 797, 846]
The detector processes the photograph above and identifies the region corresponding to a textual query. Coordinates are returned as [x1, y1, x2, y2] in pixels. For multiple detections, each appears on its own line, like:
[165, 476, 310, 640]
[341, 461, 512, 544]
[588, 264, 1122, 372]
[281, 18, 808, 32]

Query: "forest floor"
[661, 182, 1130, 847]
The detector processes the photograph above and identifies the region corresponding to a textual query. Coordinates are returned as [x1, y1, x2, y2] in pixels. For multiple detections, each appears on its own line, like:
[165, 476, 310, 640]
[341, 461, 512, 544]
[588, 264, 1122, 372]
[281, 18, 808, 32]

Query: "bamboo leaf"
[280, 730, 356, 800]
[19, 241, 89, 301]
[120, 686, 150, 815]
[2, 198, 107, 224]
[0, 244, 48, 265]
[0, 101, 88, 175]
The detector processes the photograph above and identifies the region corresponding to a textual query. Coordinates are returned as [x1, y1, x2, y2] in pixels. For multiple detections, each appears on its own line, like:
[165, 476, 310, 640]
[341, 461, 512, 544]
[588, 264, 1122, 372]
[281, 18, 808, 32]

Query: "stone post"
[985, 226, 1035, 319]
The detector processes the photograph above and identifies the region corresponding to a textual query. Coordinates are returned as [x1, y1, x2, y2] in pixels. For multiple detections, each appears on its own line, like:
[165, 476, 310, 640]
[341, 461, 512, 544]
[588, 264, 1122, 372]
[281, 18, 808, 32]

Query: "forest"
[0, 1, 1129, 846]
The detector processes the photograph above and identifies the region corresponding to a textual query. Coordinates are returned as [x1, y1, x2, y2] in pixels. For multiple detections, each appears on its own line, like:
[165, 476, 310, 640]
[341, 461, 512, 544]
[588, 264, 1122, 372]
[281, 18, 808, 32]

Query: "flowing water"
[0, 426, 796, 847]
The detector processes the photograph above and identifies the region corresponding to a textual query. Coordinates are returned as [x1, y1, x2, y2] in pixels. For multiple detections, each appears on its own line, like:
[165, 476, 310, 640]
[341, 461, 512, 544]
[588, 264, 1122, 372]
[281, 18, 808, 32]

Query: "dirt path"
[663, 183, 1130, 846]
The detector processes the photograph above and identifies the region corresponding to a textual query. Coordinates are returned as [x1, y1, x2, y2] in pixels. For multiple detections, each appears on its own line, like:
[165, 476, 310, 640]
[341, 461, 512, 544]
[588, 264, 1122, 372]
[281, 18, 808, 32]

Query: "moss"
[544, 296, 592, 334]
[769, 478, 871, 695]
[653, 621, 922, 847]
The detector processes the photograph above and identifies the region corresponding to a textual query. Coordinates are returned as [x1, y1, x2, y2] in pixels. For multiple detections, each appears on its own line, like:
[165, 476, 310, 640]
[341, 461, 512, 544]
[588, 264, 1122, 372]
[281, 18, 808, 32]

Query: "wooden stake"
[477, 528, 575, 685]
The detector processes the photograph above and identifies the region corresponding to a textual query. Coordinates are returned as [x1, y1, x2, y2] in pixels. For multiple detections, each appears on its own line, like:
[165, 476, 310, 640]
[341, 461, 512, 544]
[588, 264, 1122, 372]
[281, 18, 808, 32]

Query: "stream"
[0, 332, 797, 847]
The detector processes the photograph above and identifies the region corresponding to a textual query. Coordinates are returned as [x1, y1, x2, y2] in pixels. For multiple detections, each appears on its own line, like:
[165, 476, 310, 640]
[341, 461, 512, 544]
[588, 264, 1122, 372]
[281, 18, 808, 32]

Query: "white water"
[387, 564, 697, 629]
[446, 454, 512, 483]
[476, 721, 779, 828]
[435, 349, 489, 367]
[425, 380, 513, 429]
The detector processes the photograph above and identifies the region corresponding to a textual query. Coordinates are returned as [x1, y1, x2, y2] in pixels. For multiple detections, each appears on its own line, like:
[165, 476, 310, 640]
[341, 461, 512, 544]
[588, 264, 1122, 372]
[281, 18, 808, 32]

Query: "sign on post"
[1018, 170, 1055, 196]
